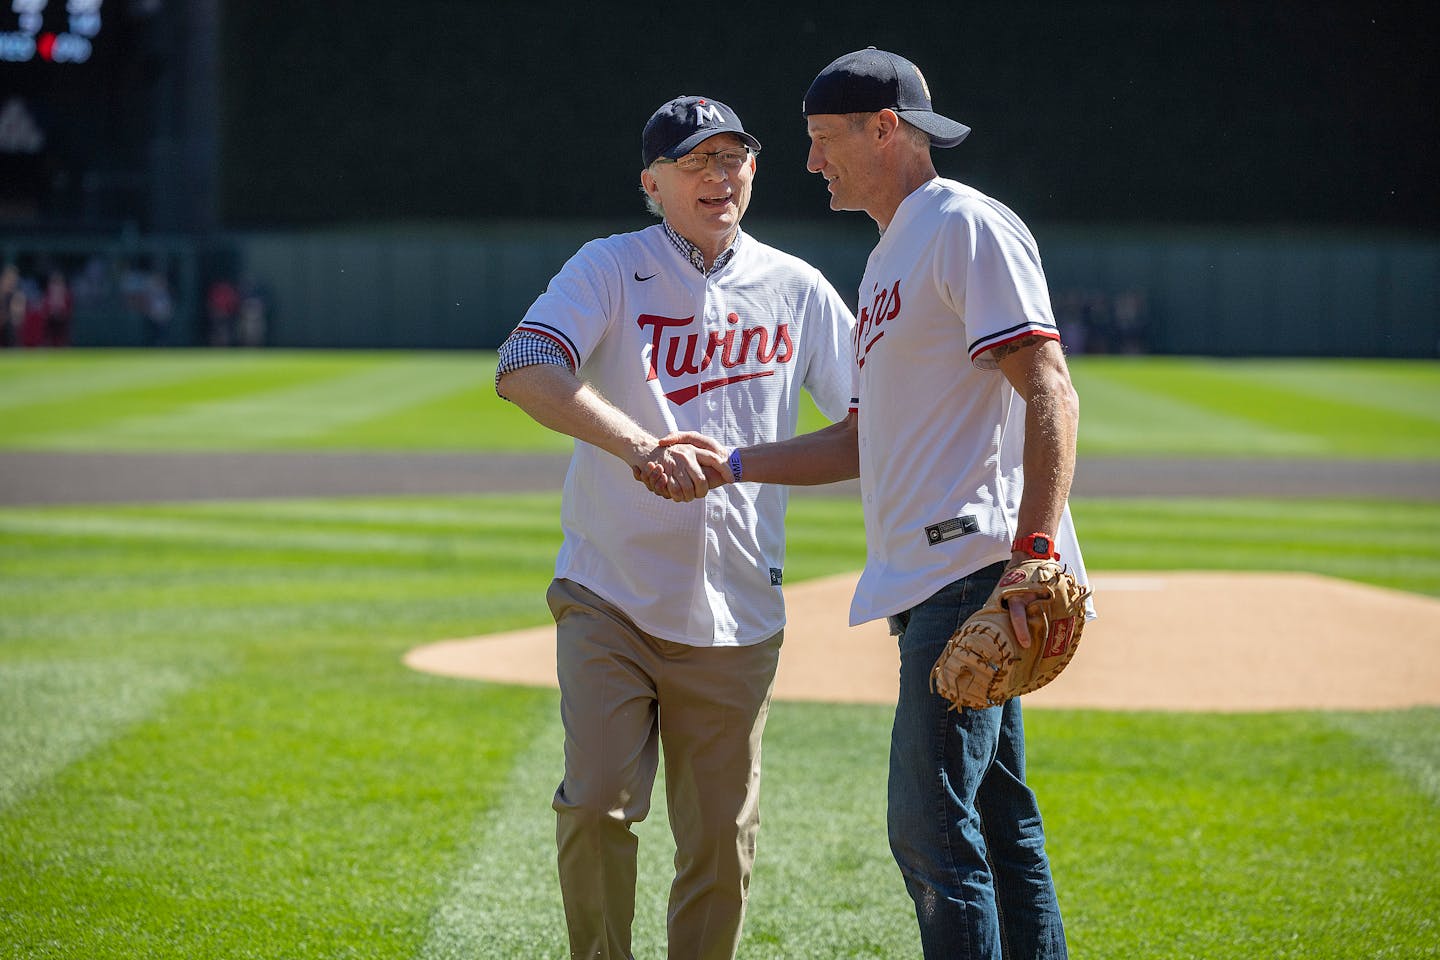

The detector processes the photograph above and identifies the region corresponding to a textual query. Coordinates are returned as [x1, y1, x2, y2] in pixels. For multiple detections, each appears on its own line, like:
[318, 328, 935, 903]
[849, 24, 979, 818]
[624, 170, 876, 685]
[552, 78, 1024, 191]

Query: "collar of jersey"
[663, 221, 741, 277]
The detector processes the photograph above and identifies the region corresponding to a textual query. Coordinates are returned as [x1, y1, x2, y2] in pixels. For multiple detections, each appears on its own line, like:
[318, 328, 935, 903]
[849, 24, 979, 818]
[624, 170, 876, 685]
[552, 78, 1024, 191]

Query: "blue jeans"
[886, 563, 1067, 959]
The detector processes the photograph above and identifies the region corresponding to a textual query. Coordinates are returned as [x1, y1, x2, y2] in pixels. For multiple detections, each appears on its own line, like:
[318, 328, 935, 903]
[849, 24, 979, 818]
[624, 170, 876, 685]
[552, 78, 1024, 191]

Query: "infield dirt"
[407, 569, 1440, 712]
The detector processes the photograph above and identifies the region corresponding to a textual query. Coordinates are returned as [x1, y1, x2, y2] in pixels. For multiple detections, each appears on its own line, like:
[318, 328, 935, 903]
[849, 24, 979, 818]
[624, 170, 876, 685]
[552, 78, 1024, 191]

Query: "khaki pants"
[547, 578, 783, 960]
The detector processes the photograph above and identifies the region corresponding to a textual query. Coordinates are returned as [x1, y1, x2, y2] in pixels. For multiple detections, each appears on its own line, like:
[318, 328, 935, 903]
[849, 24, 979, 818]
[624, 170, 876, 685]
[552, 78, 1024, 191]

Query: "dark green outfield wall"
[6, 221, 1435, 355]
[228, 223, 1440, 356]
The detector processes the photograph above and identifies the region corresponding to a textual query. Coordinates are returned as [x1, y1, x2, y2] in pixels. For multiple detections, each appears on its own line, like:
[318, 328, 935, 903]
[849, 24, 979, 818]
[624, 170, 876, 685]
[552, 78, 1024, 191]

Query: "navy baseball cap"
[803, 47, 971, 148]
[642, 95, 762, 167]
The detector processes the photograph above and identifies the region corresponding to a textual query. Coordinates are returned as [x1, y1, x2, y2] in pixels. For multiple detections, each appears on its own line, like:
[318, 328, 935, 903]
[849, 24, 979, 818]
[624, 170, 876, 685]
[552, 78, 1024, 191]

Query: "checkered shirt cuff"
[495, 331, 572, 397]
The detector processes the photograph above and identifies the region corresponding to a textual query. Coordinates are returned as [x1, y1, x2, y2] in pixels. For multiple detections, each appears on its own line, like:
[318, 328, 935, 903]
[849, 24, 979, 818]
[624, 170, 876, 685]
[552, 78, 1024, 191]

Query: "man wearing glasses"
[496, 95, 856, 960]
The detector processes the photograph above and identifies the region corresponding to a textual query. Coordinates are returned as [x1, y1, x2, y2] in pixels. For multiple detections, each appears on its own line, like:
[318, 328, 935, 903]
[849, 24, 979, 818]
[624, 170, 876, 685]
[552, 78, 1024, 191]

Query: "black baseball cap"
[642, 95, 762, 168]
[803, 47, 971, 148]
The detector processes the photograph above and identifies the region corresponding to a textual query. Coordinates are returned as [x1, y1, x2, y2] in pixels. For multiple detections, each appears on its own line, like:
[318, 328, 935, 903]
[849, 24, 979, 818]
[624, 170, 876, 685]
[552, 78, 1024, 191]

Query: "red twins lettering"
[854, 279, 901, 367]
[638, 313, 794, 404]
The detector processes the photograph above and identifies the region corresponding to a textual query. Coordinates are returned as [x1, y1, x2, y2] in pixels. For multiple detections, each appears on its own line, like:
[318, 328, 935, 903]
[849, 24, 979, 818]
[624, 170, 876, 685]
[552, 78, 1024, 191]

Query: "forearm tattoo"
[989, 334, 1047, 362]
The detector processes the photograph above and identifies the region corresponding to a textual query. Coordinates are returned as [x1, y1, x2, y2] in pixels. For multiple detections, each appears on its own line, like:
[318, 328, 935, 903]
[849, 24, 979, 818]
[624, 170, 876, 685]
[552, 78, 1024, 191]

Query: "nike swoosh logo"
[634, 272, 657, 282]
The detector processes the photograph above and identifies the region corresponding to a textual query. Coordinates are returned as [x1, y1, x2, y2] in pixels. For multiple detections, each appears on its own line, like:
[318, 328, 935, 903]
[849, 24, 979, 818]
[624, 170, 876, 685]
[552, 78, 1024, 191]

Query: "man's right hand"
[640, 431, 731, 500]
[634, 439, 717, 502]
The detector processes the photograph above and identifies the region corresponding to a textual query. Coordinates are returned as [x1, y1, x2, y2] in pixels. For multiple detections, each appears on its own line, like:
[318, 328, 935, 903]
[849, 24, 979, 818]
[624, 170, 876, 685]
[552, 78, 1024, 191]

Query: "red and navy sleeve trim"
[514, 322, 580, 370]
[968, 323, 1060, 362]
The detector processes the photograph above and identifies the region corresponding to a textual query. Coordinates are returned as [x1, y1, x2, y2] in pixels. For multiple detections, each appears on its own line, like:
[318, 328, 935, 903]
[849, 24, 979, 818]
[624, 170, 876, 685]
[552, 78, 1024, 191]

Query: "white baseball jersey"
[513, 224, 856, 646]
[848, 177, 1092, 626]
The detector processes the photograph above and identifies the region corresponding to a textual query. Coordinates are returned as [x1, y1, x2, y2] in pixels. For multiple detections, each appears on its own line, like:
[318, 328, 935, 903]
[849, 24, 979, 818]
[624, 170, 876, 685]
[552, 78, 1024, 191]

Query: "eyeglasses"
[656, 148, 752, 174]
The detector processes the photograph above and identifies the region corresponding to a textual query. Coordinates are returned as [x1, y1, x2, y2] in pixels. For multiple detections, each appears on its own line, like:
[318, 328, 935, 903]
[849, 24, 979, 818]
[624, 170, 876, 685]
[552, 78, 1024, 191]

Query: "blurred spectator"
[236, 274, 270, 347]
[144, 271, 174, 346]
[0, 263, 21, 347]
[120, 262, 151, 319]
[1082, 290, 1115, 353]
[1054, 289, 1087, 356]
[206, 277, 240, 345]
[42, 270, 74, 347]
[20, 277, 46, 347]
[1113, 288, 1150, 354]
[1051, 286, 1153, 355]
[72, 255, 113, 309]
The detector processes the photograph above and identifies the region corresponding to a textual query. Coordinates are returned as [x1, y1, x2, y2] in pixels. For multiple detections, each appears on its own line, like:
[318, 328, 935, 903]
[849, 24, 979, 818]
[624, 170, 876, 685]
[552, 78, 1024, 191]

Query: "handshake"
[631, 431, 735, 503]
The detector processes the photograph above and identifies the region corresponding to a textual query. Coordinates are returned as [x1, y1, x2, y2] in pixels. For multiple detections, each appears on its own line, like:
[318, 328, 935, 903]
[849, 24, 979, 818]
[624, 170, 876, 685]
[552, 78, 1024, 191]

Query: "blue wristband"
[727, 447, 743, 483]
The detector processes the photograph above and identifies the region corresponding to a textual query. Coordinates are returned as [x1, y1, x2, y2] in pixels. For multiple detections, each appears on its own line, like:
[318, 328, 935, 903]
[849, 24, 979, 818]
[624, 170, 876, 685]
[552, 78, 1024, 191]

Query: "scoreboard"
[1, 0, 106, 65]
[0, 0, 140, 222]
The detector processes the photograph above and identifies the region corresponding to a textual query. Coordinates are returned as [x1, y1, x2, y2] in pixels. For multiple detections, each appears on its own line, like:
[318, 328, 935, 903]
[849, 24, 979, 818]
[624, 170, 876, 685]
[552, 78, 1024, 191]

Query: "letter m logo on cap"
[695, 102, 724, 126]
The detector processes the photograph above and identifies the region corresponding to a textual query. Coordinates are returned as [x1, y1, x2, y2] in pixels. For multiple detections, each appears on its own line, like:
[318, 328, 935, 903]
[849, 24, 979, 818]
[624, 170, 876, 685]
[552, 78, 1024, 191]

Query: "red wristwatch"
[1012, 532, 1060, 561]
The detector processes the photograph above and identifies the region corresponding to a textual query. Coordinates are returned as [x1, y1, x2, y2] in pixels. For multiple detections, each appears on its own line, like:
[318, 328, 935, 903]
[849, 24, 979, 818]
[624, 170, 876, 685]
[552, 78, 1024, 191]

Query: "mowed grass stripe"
[0, 350, 563, 453]
[4, 351, 1438, 458]
[1237, 359, 1440, 423]
[741, 701, 920, 957]
[35, 357, 491, 450]
[0, 499, 561, 563]
[1070, 357, 1440, 458]
[1184, 359, 1440, 455]
[1068, 364, 1322, 455]
[172, 495, 562, 533]
[418, 706, 579, 959]
[0, 658, 196, 810]
[0, 352, 240, 413]
[419, 702, 1440, 958]
[0, 352, 372, 447]
[1032, 708, 1440, 958]
[314, 356, 571, 452]
[1073, 497, 1440, 595]
[0, 571, 548, 638]
[0, 668, 553, 959]
[419, 700, 920, 960]
[1324, 708, 1440, 805]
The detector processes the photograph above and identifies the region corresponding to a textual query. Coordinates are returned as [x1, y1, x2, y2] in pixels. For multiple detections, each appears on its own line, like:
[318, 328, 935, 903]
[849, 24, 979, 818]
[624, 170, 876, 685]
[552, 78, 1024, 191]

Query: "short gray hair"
[641, 175, 664, 219]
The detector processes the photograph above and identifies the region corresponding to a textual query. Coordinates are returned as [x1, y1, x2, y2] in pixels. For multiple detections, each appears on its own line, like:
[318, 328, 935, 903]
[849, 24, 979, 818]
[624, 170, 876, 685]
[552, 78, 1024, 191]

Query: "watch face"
[1034, 536, 1052, 555]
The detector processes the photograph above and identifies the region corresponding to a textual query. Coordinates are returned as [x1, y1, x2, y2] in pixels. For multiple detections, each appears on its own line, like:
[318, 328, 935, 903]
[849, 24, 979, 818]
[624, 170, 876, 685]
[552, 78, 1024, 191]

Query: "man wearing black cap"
[495, 94, 856, 959]
[648, 50, 1089, 958]
[803, 48, 1086, 960]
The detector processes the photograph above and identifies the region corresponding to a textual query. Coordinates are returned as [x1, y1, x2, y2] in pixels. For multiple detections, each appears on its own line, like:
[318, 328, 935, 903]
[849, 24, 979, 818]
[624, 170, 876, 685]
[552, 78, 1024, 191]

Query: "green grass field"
[2, 351, 1438, 958]
[2, 351, 1438, 457]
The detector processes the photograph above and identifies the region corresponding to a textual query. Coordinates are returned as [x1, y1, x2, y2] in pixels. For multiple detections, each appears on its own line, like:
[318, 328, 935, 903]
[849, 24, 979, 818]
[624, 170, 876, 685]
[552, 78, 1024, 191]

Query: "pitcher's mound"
[405, 572, 1440, 712]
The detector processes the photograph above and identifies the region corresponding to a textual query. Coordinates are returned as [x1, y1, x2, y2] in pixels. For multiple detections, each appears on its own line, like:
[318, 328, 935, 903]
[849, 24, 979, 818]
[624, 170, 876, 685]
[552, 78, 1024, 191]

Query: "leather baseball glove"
[930, 560, 1091, 710]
